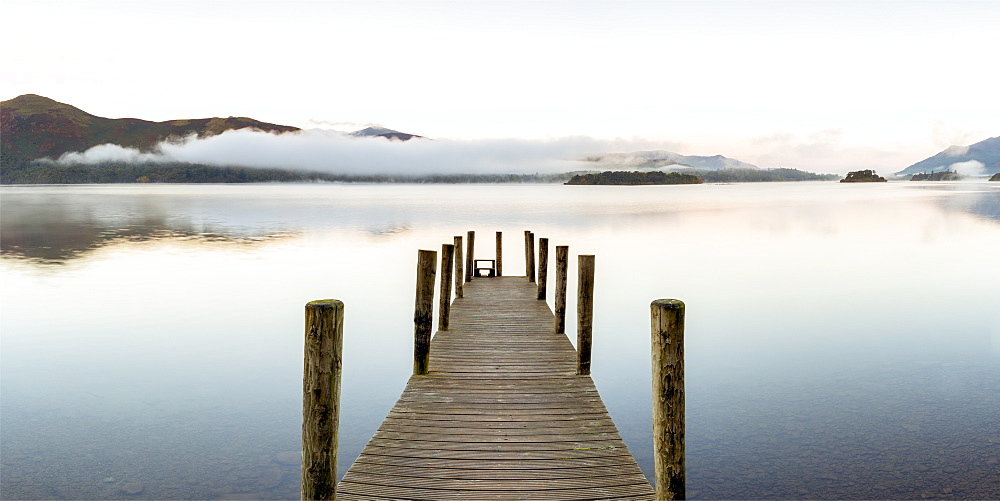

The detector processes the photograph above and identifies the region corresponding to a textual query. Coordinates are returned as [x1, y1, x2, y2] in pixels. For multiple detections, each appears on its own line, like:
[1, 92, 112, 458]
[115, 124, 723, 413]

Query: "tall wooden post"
[302, 299, 343, 501]
[496, 231, 503, 277]
[453, 235, 464, 298]
[537, 238, 549, 300]
[651, 299, 686, 500]
[466, 231, 475, 282]
[524, 231, 532, 278]
[438, 243, 454, 330]
[576, 254, 595, 375]
[554, 245, 568, 334]
[527, 232, 536, 283]
[413, 249, 437, 375]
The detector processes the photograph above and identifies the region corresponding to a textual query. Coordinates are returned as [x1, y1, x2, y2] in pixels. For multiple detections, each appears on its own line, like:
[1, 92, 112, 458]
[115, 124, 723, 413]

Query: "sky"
[2, 0, 998, 175]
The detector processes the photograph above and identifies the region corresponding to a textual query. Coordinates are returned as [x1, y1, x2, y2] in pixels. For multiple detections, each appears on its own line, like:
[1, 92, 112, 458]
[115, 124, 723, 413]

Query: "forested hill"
[895, 136, 1000, 176]
[0, 94, 299, 164]
[564, 168, 837, 185]
[566, 171, 703, 185]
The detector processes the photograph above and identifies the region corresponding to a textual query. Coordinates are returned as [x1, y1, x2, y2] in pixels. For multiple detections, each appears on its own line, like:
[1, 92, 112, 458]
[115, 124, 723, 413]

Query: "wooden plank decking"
[337, 276, 654, 500]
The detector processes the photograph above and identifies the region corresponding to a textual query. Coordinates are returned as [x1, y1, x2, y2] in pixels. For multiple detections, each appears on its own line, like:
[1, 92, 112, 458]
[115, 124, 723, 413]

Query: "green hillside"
[0, 94, 299, 165]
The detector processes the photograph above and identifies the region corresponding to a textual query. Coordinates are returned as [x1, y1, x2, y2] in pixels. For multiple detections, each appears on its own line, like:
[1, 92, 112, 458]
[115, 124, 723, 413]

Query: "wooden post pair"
[548, 246, 595, 377]
[552, 248, 686, 500]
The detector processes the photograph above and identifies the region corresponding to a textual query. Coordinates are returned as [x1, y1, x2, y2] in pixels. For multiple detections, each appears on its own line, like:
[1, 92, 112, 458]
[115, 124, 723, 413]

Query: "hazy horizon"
[3, 0, 996, 174]
[42, 126, 995, 177]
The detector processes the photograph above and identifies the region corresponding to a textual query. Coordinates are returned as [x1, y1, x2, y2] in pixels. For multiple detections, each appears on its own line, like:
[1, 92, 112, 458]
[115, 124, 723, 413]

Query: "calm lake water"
[1, 181, 998, 500]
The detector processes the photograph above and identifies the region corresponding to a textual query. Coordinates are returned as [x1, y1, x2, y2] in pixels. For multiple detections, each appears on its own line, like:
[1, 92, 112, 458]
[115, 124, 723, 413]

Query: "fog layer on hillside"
[55, 129, 686, 175]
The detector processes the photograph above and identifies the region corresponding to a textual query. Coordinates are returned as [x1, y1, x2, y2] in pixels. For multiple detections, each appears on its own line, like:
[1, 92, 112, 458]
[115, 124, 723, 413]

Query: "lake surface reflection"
[2, 182, 998, 499]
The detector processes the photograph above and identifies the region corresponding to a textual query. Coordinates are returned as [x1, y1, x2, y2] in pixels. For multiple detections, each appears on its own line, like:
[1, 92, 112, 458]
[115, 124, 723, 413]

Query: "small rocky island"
[911, 171, 962, 181]
[840, 169, 887, 183]
[990, 173, 1000, 181]
[565, 171, 703, 185]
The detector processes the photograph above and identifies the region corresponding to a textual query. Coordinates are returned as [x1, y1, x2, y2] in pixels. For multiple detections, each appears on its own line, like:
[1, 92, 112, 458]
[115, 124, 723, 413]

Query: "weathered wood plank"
[339, 276, 653, 499]
[364, 438, 627, 452]
[351, 445, 635, 461]
[371, 430, 627, 444]
[384, 411, 615, 422]
[340, 471, 652, 491]
[378, 418, 618, 430]
[354, 454, 634, 470]
[345, 462, 645, 480]
[351, 454, 643, 470]
[337, 482, 655, 501]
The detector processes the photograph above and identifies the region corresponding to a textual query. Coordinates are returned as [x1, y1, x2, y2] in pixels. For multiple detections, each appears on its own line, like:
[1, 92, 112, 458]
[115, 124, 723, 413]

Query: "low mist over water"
[2, 182, 998, 499]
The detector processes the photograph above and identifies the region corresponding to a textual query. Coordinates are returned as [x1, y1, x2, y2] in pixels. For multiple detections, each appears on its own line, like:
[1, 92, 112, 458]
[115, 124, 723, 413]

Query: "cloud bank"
[56, 129, 686, 176]
[53, 127, 935, 176]
[949, 160, 986, 177]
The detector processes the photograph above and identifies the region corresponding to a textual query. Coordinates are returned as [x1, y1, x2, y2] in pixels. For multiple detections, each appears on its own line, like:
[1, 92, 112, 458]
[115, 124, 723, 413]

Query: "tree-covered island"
[840, 169, 887, 183]
[565, 171, 703, 185]
[910, 171, 962, 181]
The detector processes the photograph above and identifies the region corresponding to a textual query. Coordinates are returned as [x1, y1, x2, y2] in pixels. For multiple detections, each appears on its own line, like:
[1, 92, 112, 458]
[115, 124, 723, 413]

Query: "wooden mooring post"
[537, 237, 548, 300]
[453, 235, 464, 298]
[523, 231, 531, 280]
[438, 243, 454, 330]
[465, 231, 475, 282]
[302, 299, 344, 501]
[651, 299, 686, 500]
[576, 254, 595, 375]
[553, 245, 568, 334]
[526, 232, 536, 283]
[496, 231, 503, 276]
[413, 249, 437, 375]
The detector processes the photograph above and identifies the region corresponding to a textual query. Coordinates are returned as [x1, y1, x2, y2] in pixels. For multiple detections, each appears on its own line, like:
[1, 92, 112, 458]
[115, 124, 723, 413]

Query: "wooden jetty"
[303, 231, 685, 500]
[338, 276, 653, 499]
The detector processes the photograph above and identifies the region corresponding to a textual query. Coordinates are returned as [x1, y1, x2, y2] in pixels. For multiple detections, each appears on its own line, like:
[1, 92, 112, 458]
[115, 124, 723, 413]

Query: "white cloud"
[48, 127, 985, 177]
[949, 160, 986, 177]
[52, 129, 685, 175]
[56, 143, 166, 164]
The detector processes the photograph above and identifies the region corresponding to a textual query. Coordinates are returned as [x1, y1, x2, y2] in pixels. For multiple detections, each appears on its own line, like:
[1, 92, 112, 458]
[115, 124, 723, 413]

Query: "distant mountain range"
[9, 94, 993, 180]
[350, 126, 423, 141]
[583, 150, 760, 171]
[0, 94, 419, 164]
[895, 136, 1000, 176]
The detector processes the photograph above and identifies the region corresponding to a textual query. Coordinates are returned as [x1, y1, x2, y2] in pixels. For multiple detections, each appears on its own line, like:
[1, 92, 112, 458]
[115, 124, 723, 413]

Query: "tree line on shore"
[1, 159, 840, 185]
[0, 160, 572, 184]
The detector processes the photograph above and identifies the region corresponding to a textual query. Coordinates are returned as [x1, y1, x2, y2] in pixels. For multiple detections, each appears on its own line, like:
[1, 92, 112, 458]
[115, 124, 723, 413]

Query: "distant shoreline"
[0, 161, 842, 185]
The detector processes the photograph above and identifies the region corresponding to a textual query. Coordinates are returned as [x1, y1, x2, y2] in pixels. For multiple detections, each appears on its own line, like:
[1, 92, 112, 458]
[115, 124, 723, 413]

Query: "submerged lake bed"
[2, 181, 998, 499]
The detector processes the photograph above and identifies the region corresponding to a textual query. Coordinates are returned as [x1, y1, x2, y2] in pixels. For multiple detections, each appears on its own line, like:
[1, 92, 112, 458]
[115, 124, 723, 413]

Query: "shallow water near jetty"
[2, 181, 998, 499]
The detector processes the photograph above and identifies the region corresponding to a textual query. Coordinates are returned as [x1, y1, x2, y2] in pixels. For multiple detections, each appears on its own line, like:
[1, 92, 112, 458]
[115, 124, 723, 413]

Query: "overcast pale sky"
[2, 0, 997, 173]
